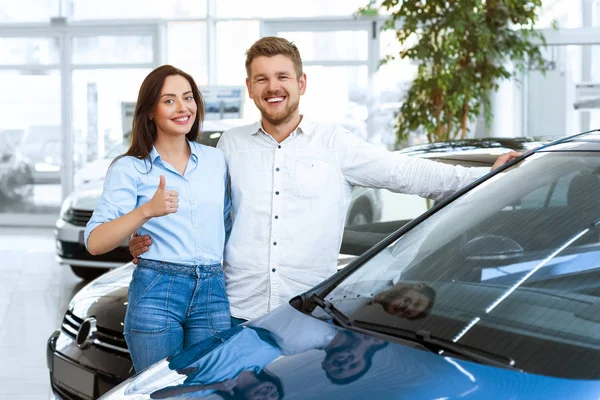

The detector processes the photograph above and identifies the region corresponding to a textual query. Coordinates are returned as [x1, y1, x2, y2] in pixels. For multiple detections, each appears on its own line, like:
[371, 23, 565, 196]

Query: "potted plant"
[361, 0, 553, 143]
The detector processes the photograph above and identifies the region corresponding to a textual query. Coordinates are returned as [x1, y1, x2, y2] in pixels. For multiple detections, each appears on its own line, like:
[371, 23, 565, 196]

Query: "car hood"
[68, 180, 104, 210]
[75, 158, 112, 186]
[102, 304, 600, 400]
[69, 263, 134, 332]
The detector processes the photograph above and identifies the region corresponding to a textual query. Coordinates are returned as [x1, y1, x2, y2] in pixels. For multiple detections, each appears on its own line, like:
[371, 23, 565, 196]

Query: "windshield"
[319, 151, 600, 380]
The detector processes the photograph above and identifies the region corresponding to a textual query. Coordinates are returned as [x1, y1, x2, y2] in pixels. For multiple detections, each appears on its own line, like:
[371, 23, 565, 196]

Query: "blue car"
[98, 131, 600, 399]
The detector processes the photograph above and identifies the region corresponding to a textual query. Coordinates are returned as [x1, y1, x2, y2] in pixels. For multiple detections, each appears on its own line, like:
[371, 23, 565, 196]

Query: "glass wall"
[0, 70, 61, 214]
[0, 26, 158, 225]
[68, 0, 207, 20]
[526, 44, 600, 138]
[0, 31, 62, 216]
[3, 0, 596, 226]
[71, 68, 151, 188]
[167, 22, 208, 85]
[215, 0, 366, 18]
[0, 0, 58, 22]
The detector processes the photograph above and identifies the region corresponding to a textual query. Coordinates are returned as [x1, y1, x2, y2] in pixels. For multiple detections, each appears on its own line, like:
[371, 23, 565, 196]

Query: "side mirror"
[462, 234, 524, 263]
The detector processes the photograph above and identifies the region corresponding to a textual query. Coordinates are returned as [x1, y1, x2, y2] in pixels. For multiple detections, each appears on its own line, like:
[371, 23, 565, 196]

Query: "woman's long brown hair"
[113, 65, 205, 169]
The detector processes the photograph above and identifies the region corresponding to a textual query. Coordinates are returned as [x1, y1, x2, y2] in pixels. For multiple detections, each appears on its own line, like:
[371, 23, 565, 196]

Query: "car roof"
[541, 129, 600, 152]
[396, 137, 551, 155]
[394, 137, 552, 167]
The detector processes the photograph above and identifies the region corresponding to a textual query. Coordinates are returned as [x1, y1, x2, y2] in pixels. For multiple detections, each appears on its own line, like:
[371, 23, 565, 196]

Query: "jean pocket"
[126, 267, 172, 334]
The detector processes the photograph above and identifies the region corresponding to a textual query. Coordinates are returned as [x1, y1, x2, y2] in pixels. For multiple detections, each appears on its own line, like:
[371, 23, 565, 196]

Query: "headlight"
[59, 195, 75, 221]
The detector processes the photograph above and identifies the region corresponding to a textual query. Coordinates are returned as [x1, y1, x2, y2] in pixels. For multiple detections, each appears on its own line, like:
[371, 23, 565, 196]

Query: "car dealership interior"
[2, 0, 600, 399]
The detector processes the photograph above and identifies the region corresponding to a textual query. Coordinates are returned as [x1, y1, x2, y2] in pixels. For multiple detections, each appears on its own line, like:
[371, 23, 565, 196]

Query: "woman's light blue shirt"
[84, 141, 232, 265]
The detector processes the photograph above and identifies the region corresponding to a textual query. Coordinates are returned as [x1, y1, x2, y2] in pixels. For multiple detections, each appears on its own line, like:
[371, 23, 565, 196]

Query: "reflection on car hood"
[69, 263, 133, 332]
[103, 304, 600, 400]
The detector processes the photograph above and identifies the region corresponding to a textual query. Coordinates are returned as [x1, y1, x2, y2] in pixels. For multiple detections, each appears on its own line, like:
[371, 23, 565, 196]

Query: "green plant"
[363, 0, 553, 143]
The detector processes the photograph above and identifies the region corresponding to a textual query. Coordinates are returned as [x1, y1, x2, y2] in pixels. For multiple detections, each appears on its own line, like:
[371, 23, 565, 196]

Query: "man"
[372, 282, 436, 320]
[130, 36, 522, 324]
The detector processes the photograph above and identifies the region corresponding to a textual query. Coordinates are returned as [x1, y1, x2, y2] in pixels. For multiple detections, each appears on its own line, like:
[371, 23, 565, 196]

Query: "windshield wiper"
[352, 320, 519, 371]
[310, 293, 353, 328]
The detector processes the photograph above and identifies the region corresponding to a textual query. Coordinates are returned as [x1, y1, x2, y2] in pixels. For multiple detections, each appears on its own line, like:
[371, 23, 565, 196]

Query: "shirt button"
[278, 145, 281, 149]
[272, 268, 276, 272]
[273, 242, 277, 246]
[275, 191, 280, 195]
[275, 168, 280, 172]
[274, 215, 279, 219]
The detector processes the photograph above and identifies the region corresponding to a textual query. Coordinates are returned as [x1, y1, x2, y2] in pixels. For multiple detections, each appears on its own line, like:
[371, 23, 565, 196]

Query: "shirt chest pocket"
[295, 159, 330, 198]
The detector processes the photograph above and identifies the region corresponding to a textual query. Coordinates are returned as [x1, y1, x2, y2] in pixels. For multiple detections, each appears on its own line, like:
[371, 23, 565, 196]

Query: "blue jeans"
[124, 259, 231, 373]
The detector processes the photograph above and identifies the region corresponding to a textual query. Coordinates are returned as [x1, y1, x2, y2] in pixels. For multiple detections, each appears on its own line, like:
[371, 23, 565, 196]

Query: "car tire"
[348, 202, 373, 226]
[70, 266, 109, 281]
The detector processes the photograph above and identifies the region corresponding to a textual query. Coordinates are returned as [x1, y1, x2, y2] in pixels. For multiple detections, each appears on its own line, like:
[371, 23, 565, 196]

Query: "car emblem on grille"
[75, 317, 97, 350]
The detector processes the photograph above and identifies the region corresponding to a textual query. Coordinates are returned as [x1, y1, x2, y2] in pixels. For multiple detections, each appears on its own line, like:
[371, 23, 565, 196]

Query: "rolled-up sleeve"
[84, 158, 138, 249]
[334, 129, 489, 201]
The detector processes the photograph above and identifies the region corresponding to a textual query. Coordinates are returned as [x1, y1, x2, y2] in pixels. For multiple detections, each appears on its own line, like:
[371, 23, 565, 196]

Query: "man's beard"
[259, 96, 300, 127]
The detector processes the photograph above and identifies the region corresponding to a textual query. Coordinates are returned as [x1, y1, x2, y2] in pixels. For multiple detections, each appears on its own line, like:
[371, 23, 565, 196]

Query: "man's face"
[374, 286, 431, 319]
[246, 54, 306, 127]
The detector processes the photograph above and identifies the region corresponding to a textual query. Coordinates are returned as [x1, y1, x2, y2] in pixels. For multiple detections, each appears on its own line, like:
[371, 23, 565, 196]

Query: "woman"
[84, 65, 232, 372]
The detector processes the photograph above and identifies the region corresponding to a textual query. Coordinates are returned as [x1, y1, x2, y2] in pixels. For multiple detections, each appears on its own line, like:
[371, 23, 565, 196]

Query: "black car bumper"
[47, 319, 133, 399]
[56, 240, 131, 264]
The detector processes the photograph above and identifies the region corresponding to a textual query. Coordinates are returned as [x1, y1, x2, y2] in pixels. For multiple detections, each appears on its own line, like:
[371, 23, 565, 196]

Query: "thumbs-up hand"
[145, 175, 179, 218]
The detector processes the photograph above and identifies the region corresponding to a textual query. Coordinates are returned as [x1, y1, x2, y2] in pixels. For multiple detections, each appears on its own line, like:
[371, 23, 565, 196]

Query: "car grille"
[61, 310, 129, 356]
[65, 209, 94, 227]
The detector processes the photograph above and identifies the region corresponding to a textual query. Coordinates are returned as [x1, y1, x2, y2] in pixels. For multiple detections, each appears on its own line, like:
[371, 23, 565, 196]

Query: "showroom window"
[68, 0, 207, 20]
[0, 0, 58, 22]
[0, 25, 160, 225]
[167, 21, 208, 85]
[72, 35, 153, 65]
[215, 0, 367, 18]
[0, 37, 60, 65]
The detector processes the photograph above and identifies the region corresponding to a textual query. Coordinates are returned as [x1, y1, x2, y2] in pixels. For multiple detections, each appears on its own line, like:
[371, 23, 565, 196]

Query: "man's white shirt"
[217, 117, 489, 320]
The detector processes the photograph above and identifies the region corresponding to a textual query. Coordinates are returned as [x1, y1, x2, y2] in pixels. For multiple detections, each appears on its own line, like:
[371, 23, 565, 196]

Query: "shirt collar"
[150, 146, 161, 162]
[150, 140, 198, 162]
[252, 115, 313, 136]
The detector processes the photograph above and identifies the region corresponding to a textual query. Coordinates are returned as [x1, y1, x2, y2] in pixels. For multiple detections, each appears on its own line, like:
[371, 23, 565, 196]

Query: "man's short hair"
[410, 284, 436, 320]
[245, 36, 303, 78]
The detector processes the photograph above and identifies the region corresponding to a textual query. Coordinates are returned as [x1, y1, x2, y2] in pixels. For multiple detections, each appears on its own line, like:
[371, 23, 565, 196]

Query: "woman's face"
[244, 380, 280, 400]
[152, 74, 197, 138]
[321, 348, 367, 380]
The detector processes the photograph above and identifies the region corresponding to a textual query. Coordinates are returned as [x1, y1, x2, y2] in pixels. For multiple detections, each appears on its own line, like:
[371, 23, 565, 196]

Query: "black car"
[47, 139, 545, 399]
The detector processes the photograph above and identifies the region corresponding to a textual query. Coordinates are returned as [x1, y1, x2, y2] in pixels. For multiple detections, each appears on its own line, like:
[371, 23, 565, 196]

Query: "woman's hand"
[143, 175, 179, 218]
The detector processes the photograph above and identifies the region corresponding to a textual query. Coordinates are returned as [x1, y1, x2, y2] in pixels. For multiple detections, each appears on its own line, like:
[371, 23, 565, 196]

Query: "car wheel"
[348, 203, 373, 226]
[70, 266, 109, 281]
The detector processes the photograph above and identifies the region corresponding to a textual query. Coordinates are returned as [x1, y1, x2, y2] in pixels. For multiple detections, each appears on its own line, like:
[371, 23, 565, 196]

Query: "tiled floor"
[0, 227, 86, 399]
